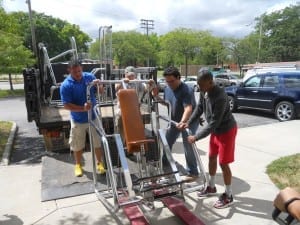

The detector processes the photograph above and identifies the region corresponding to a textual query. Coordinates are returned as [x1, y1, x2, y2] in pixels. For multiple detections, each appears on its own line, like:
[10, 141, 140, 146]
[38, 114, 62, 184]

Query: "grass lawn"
[267, 153, 300, 192]
[0, 89, 24, 98]
[0, 121, 13, 159]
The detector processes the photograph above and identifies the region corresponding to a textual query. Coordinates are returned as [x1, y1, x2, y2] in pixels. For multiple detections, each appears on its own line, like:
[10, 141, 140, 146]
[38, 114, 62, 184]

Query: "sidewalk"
[1, 120, 300, 225]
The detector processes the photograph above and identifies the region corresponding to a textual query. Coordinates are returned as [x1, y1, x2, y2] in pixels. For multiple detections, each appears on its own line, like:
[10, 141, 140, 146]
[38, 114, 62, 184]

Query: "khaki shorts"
[69, 120, 101, 151]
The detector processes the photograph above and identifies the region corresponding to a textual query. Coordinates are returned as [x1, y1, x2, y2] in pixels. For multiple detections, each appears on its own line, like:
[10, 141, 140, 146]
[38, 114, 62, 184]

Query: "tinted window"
[263, 75, 279, 87]
[244, 76, 262, 87]
[283, 75, 300, 88]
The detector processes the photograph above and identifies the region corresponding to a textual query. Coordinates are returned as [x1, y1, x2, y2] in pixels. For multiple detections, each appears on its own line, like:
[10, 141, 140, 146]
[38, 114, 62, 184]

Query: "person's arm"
[63, 102, 91, 112]
[187, 101, 203, 125]
[180, 104, 193, 123]
[194, 96, 227, 141]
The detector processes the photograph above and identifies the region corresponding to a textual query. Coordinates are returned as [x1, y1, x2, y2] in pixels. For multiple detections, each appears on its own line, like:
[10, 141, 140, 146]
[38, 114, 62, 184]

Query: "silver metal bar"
[49, 49, 76, 62]
[114, 133, 136, 198]
[157, 129, 182, 183]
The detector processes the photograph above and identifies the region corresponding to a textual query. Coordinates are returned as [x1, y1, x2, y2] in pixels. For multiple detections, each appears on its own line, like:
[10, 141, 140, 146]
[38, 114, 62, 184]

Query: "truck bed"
[40, 105, 70, 124]
[39, 104, 150, 125]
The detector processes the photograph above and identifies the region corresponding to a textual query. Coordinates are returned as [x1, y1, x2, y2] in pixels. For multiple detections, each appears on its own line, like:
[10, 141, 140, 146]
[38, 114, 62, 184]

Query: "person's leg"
[74, 150, 83, 165]
[163, 125, 179, 166]
[90, 122, 106, 174]
[198, 134, 218, 196]
[220, 163, 232, 195]
[213, 126, 237, 209]
[69, 120, 86, 177]
[182, 120, 199, 176]
[165, 125, 179, 150]
[163, 125, 179, 160]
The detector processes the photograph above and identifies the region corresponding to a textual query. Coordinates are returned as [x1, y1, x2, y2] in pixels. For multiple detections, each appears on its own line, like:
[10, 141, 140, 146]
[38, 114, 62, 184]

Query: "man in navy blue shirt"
[153, 66, 199, 180]
[60, 60, 106, 177]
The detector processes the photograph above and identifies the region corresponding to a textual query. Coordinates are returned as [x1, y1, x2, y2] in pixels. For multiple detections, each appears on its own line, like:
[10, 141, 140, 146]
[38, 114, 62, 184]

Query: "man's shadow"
[185, 174, 277, 224]
[0, 214, 23, 225]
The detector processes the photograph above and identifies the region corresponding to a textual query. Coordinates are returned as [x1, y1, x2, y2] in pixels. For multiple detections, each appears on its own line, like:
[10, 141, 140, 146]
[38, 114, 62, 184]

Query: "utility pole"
[257, 16, 263, 63]
[140, 19, 154, 66]
[26, 0, 37, 56]
[140, 19, 154, 36]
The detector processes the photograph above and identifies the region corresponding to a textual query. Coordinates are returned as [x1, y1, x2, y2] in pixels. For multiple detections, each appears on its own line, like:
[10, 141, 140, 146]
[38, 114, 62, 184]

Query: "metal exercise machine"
[86, 79, 207, 225]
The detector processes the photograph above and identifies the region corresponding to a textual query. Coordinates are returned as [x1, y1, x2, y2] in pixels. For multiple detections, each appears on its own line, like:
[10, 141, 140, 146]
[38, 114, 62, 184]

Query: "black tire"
[228, 96, 237, 112]
[275, 101, 295, 121]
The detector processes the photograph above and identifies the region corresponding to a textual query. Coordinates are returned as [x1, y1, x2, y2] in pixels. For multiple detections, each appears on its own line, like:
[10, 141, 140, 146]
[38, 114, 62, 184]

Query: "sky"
[2, 0, 298, 39]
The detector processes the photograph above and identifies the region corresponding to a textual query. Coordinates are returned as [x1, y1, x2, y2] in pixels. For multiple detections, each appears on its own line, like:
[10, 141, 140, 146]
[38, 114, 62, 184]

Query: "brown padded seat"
[118, 89, 154, 153]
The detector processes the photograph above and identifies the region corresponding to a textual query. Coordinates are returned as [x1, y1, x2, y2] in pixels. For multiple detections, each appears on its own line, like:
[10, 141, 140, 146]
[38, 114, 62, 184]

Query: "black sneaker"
[213, 193, 234, 209]
[197, 186, 217, 197]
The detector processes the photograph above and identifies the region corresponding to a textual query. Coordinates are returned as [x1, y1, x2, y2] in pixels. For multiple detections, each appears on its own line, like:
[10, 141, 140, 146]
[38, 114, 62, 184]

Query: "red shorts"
[209, 125, 237, 164]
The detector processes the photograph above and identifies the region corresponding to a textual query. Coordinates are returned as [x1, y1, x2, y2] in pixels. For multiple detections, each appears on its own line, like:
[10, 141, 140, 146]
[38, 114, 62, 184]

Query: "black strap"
[284, 197, 300, 212]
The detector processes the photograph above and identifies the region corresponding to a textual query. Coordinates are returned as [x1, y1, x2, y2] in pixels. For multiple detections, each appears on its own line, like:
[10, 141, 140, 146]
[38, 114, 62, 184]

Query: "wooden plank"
[162, 197, 206, 225]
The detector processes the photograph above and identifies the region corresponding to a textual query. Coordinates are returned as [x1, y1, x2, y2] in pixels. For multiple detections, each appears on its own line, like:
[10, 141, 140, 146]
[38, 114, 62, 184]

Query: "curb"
[1, 121, 18, 166]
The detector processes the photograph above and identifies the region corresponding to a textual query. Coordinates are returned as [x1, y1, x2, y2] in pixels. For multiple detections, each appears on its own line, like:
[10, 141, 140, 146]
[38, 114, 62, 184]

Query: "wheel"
[275, 101, 295, 121]
[228, 96, 237, 112]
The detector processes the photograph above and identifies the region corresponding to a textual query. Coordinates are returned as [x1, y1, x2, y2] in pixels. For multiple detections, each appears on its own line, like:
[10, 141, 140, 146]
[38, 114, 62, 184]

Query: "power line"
[140, 19, 154, 36]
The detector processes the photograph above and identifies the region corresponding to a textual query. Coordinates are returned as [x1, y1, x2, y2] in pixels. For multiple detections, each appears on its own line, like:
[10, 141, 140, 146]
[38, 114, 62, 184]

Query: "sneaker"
[97, 162, 106, 175]
[197, 186, 217, 197]
[74, 164, 83, 177]
[213, 193, 234, 209]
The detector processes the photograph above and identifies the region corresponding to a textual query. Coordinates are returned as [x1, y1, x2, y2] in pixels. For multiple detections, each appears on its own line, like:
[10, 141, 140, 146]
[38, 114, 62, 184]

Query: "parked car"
[225, 71, 300, 121]
[183, 76, 199, 91]
[157, 78, 166, 92]
[215, 74, 242, 86]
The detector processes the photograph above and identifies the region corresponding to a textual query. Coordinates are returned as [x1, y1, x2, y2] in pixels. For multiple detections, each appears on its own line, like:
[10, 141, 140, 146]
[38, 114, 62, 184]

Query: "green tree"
[160, 28, 223, 75]
[254, 4, 300, 62]
[0, 7, 34, 89]
[10, 11, 91, 58]
[90, 31, 158, 67]
[0, 8, 34, 69]
[160, 28, 199, 77]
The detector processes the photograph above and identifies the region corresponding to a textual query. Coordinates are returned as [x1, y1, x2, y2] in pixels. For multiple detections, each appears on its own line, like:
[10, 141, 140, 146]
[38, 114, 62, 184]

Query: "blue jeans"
[165, 120, 199, 175]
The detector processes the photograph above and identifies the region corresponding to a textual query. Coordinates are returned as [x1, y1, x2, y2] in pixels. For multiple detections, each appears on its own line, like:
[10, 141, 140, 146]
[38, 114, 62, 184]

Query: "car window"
[283, 75, 300, 88]
[216, 75, 228, 79]
[229, 75, 239, 80]
[244, 76, 262, 87]
[263, 75, 279, 88]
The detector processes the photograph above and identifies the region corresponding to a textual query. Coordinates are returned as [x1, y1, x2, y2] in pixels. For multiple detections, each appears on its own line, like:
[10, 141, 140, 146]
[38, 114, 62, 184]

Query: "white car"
[214, 74, 242, 86]
[182, 76, 199, 91]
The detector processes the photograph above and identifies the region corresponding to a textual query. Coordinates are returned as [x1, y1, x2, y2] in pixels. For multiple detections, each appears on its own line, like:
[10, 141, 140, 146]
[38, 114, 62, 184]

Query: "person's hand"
[187, 135, 196, 144]
[151, 87, 159, 97]
[123, 77, 130, 83]
[176, 121, 186, 130]
[148, 79, 155, 86]
[92, 79, 102, 85]
[84, 102, 92, 111]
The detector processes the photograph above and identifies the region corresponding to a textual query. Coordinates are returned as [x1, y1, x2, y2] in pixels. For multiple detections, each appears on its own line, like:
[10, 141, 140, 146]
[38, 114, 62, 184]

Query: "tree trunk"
[8, 73, 14, 91]
[185, 56, 188, 79]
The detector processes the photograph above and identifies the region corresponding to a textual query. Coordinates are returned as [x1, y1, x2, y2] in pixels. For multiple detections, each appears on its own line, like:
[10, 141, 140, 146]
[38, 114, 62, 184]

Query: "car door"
[258, 75, 280, 110]
[236, 75, 263, 108]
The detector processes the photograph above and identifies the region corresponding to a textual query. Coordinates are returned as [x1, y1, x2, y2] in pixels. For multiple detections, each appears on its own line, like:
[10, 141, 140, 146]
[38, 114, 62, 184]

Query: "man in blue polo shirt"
[60, 60, 106, 177]
[152, 66, 200, 181]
